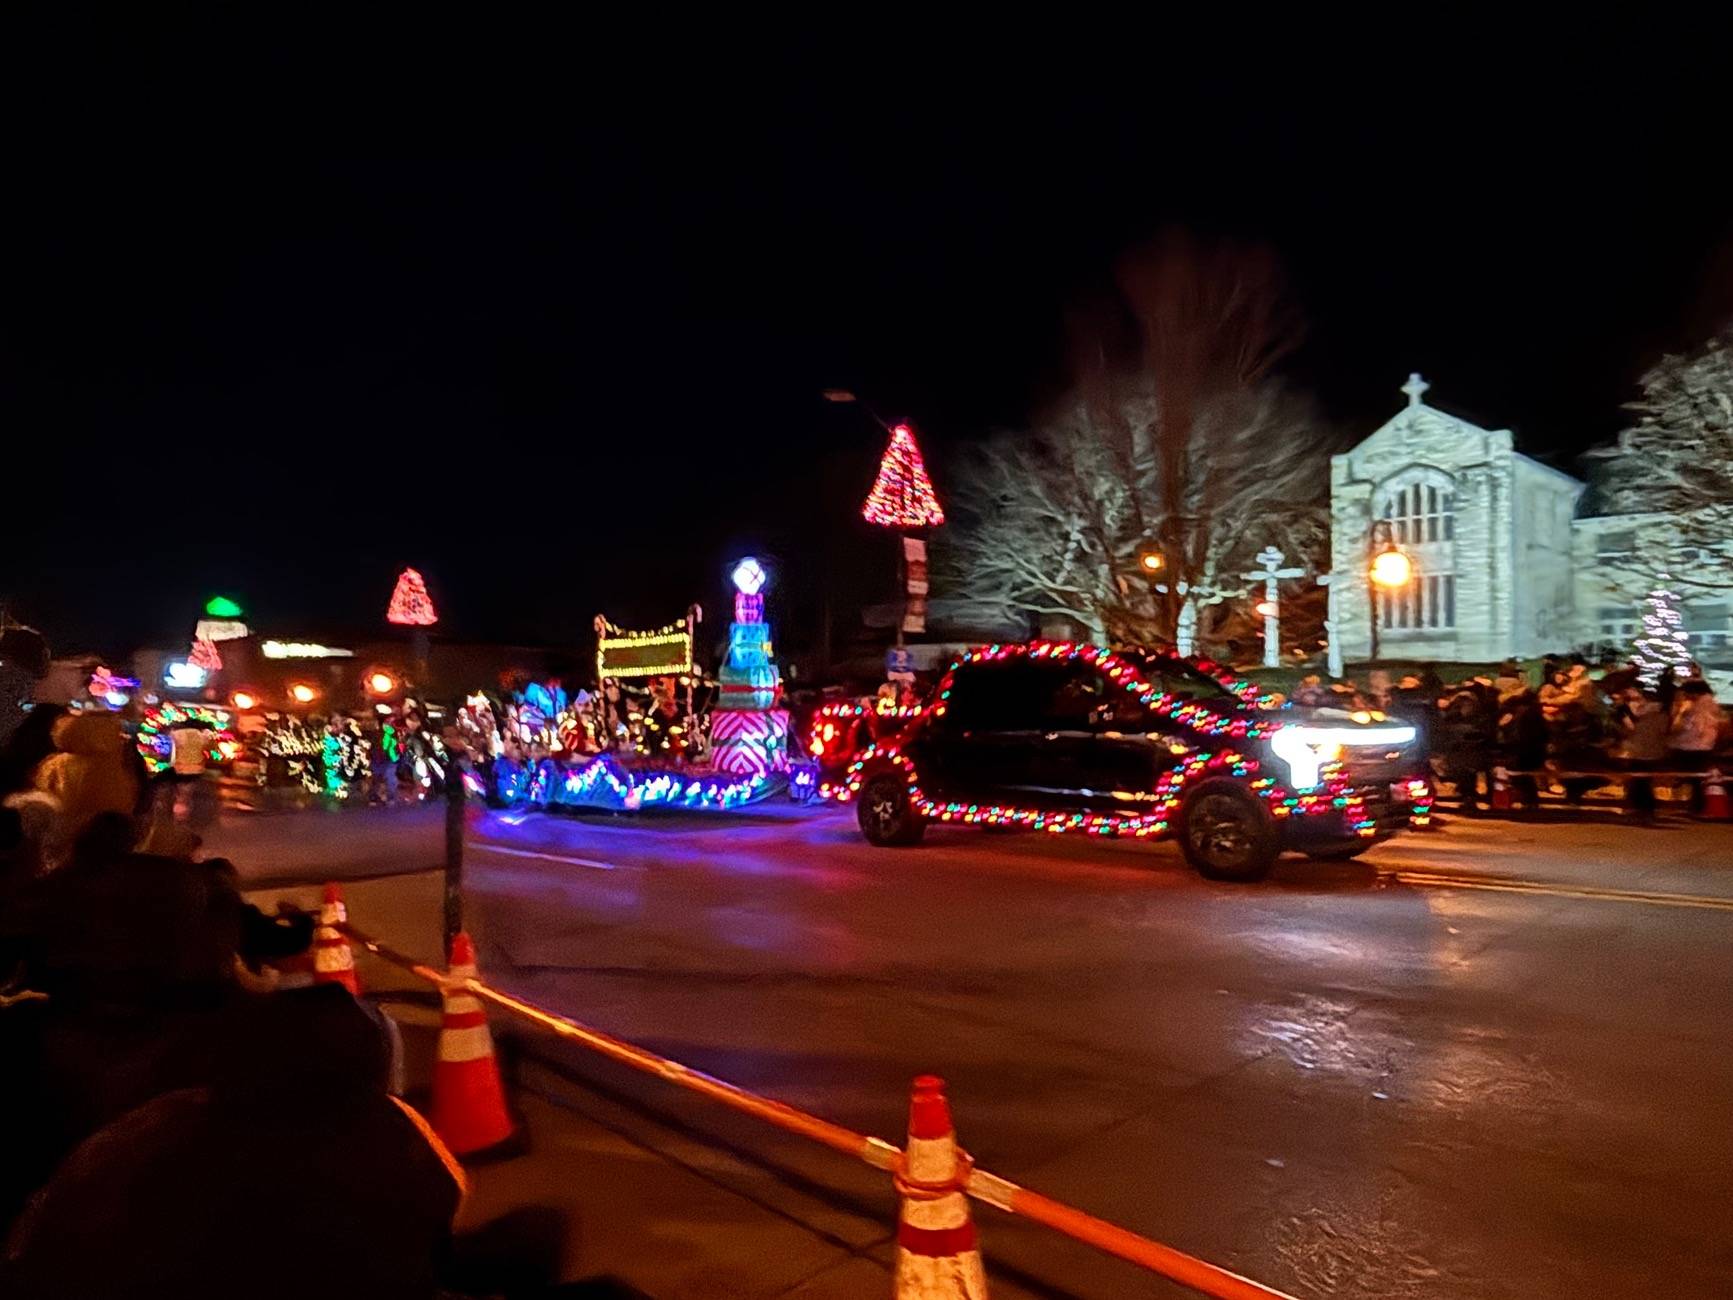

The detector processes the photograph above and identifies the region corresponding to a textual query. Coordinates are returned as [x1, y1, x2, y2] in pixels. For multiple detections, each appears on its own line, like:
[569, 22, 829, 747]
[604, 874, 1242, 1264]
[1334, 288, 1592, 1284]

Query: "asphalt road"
[220, 797, 1733, 1298]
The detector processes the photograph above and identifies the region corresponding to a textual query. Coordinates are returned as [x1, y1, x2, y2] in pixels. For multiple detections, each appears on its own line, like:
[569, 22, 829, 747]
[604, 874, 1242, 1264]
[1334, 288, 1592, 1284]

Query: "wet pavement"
[224, 799, 1733, 1297]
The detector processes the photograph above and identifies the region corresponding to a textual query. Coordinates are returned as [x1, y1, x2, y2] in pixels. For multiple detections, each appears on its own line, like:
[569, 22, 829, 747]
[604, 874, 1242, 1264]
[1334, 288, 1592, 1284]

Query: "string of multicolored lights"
[824, 641, 1389, 840]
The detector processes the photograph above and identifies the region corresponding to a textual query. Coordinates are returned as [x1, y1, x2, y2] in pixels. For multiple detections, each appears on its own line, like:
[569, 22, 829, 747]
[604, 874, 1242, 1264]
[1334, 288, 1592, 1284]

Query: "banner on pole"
[902, 537, 929, 596]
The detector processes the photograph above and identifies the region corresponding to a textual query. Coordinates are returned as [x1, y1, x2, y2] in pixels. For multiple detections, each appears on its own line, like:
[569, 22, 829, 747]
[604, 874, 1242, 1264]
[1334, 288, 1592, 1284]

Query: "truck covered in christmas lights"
[826, 641, 1429, 881]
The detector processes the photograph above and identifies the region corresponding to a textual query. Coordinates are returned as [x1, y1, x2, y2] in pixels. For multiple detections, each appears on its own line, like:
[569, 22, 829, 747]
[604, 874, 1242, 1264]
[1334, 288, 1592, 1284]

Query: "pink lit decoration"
[188, 637, 223, 673]
[862, 423, 945, 529]
[386, 567, 438, 626]
[710, 707, 791, 777]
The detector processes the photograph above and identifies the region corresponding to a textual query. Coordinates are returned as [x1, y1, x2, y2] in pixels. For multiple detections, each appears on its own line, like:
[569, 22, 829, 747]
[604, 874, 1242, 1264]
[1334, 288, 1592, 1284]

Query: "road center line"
[468, 842, 619, 871]
[1386, 869, 1733, 912]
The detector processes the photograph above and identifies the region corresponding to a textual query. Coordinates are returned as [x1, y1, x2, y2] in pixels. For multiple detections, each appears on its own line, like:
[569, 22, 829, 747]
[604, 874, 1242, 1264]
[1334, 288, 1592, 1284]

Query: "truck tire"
[857, 773, 926, 847]
[1178, 779, 1278, 881]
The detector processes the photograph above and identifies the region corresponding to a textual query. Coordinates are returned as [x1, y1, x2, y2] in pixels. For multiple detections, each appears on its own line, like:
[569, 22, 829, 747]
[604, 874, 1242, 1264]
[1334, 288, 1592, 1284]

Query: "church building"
[1328, 375, 1733, 673]
[1329, 376, 1584, 665]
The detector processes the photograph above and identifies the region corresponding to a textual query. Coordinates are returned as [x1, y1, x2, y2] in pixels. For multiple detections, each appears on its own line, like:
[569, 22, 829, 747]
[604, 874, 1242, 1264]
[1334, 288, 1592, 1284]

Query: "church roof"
[1354, 373, 1583, 487]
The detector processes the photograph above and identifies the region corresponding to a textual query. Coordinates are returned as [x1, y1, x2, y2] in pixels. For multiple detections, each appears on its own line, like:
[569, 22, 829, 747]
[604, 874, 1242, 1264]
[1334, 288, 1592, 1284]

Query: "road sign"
[886, 647, 915, 676]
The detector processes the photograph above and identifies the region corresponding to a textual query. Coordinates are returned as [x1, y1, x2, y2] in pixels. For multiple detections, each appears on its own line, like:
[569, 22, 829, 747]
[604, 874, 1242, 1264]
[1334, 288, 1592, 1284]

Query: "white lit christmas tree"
[1632, 583, 1691, 687]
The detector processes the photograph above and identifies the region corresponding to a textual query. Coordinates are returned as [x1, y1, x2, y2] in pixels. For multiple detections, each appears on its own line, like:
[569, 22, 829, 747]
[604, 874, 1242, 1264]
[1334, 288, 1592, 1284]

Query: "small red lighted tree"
[862, 423, 945, 529]
[386, 567, 438, 627]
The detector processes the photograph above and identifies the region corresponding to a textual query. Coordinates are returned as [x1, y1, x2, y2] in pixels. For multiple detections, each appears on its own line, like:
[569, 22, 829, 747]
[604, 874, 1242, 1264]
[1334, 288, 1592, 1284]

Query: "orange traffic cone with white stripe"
[1700, 768, 1732, 822]
[312, 883, 360, 994]
[1489, 766, 1512, 812]
[894, 1075, 988, 1299]
[430, 932, 516, 1157]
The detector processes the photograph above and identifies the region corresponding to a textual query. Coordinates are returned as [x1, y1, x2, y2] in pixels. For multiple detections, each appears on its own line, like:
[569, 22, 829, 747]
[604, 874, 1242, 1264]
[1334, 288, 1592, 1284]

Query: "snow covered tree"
[1593, 328, 1733, 594]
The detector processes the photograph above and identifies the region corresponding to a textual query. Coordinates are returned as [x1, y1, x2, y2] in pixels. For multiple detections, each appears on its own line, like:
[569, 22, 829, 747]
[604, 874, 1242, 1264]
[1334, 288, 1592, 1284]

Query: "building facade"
[1328, 375, 1733, 669]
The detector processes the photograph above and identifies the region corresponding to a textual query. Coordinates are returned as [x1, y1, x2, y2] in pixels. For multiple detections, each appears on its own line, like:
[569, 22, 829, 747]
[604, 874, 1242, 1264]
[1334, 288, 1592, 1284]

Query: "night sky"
[2, 28, 1726, 658]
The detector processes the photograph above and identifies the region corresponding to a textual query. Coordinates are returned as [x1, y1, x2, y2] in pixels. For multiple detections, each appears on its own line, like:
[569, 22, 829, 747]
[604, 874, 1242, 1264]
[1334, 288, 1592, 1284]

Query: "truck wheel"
[1178, 780, 1278, 881]
[857, 774, 925, 846]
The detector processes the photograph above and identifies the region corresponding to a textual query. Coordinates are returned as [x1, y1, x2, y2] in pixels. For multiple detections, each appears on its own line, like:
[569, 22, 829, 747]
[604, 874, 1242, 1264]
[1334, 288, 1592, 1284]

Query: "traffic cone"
[894, 1075, 988, 1299]
[1489, 766, 1512, 812]
[429, 932, 516, 1157]
[1700, 768, 1732, 822]
[312, 883, 360, 995]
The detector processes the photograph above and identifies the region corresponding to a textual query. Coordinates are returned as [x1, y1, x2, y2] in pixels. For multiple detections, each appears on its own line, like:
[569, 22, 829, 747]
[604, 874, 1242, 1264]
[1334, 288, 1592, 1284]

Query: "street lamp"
[1138, 550, 1165, 573]
[1366, 520, 1412, 662]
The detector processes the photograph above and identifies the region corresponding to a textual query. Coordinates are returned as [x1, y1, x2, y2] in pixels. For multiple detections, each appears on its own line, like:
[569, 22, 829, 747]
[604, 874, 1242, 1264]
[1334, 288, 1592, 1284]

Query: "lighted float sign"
[163, 660, 208, 690]
[261, 641, 355, 660]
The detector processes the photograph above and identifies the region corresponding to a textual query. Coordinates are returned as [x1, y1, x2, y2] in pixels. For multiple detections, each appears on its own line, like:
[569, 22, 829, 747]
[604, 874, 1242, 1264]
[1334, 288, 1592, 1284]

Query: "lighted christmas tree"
[188, 636, 223, 673]
[1633, 584, 1691, 687]
[387, 567, 439, 626]
[862, 423, 945, 528]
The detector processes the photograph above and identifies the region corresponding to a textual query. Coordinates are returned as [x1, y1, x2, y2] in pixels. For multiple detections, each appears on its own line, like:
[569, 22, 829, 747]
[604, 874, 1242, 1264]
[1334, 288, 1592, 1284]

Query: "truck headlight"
[1271, 724, 1416, 792]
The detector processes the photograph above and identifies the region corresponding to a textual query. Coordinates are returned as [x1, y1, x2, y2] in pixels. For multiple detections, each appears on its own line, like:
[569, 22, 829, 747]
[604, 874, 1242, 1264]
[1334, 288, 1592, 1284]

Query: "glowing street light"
[367, 670, 398, 696]
[1139, 550, 1165, 573]
[1366, 521, 1413, 662]
[289, 683, 318, 704]
[1371, 545, 1412, 589]
[231, 691, 257, 711]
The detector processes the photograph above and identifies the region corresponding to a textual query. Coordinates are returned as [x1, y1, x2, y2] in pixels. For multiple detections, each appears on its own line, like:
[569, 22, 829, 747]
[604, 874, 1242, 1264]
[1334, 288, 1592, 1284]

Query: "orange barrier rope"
[339, 921, 1298, 1300]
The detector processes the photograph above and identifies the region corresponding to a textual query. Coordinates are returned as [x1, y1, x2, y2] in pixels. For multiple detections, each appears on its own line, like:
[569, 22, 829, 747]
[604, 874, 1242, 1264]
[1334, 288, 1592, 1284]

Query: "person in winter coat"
[3, 984, 465, 1300]
[0, 848, 314, 1215]
[1496, 687, 1549, 807]
[31, 712, 139, 862]
[1669, 680, 1725, 812]
[1435, 682, 1496, 807]
[1613, 686, 1670, 819]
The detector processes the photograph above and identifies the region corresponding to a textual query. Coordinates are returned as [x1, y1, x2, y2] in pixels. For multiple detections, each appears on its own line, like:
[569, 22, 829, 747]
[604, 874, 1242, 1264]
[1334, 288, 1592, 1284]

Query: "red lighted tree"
[386, 567, 439, 626]
[862, 423, 945, 529]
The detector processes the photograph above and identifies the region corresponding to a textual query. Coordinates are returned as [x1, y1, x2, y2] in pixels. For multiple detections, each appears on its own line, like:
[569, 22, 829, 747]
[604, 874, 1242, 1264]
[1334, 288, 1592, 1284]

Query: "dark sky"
[2, 26, 1727, 656]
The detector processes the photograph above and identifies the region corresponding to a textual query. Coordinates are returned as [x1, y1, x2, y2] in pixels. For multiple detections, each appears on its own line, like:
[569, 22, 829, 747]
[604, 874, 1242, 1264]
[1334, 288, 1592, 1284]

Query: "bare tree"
[942, 233, 1333, 652]
[1593, 327, 1733, 594]
[943, 375, 1332, 649]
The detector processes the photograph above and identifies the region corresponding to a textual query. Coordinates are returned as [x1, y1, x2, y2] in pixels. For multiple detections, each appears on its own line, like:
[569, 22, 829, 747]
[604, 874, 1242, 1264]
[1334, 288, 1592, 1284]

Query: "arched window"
[1373, 466, 1458, 632]
[1379, 475, 1455, 543]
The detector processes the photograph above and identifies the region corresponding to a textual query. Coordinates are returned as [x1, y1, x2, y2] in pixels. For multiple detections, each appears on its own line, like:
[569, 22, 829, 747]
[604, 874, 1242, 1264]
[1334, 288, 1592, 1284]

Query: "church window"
[1376, 573, 1457, 631]
[1380, 474, 1455, 546]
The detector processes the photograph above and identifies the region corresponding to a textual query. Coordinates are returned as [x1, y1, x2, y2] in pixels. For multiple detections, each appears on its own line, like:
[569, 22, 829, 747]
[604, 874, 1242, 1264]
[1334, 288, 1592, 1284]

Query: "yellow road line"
[1387, 870, 1733, 912]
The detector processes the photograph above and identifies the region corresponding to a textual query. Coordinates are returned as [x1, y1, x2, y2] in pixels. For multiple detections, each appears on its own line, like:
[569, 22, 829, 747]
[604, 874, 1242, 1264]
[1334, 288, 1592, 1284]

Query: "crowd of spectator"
[0, 707, 638, 1299]
[1294, 656, 1730, 817]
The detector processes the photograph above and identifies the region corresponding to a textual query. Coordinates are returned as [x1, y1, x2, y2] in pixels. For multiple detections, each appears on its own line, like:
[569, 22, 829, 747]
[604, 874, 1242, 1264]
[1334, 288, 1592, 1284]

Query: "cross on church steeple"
[1401, 372, 1430, 407]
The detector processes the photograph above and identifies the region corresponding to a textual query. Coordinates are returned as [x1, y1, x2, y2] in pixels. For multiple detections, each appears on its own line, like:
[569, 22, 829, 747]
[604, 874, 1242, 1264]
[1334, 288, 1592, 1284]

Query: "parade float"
[467, 559, 806, 814]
